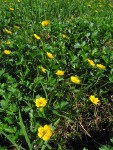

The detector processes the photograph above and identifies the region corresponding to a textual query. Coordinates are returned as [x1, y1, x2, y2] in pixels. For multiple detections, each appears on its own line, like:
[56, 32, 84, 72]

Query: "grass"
[0, 0, 113, 149]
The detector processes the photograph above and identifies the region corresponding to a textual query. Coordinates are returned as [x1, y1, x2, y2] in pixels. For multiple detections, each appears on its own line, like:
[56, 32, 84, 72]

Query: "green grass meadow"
[0, 0, 113, 149]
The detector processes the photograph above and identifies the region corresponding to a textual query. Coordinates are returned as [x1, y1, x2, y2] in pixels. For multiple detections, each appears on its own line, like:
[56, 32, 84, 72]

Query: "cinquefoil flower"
[46, 52, 54, 59]
[3, 50, 11, 55]
[55, 70, 64, 76]
[41, 20, 50, 27]
[6, 41, 11, 45]
[89, 95, 100, 105]
[38, 125, 52, 141]
[87, 59, 95, 67]
[33, 34, 40, 40]
[9, 8, 14, 11]
[40, 66, 46, 73]
[4, 28, 12, 34]
[96, 64, 106, 69]
[62, 34, 67, 39]
[71, 76, 80, 84]
[35, 97, 47, 108]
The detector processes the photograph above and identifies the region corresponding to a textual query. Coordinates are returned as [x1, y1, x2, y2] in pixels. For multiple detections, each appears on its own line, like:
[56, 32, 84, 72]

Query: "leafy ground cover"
[0, 0, 113, 149]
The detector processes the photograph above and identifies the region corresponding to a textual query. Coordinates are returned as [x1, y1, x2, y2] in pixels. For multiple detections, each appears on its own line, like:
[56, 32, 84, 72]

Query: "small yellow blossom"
[87, 59, 95, 67]
[4, 28, 12, 34]
[3, 50, 11, 55]
[38, 125, 52, 141]
[33, 34, 41, 40]
[62, 34, 68, 39]
[40, 66, 46, 73]
[71, 76, 80, 84]
[6, 41, 11, 45]
[96, 64, 106, 69]
[9, 8, 14, 11]
[41, 20, 50, 27]
[35, 97, 47, 108]
[55, 70, 64, 76]
[89, 95, 100, 105]
[46, 52, 54, 59]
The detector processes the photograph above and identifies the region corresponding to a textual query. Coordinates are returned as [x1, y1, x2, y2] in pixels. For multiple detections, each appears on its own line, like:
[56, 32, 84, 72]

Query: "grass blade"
[1, 131, 25, 150]
[19, 110, 32, 150]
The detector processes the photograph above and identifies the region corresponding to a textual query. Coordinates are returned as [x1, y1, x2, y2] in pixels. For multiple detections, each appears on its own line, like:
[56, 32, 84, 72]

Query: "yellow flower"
[62, 34, 67, 39]
[55, 70, 64, 76]
[6, 41, 11, 45]
[4, 28, 12, 34]
[35, 97, 47, 108]
[33, 34, 41, 40]
[3, 50, 11, 55]
[89, 95, 100, 105]
[46, 52, 54, 59]
[40, 66, 46, 73]
[71, 76, 80, 84]
[9, 8, 14, 11]
[87, 59, 95, 67]
[41, 20, 50, 27]
[96, 64, 106, 69]
[38, 125, 52, 141]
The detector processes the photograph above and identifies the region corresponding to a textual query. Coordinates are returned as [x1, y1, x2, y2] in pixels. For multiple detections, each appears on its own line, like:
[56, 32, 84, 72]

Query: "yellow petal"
[33, 34, 41, 40]
[46, 52, 54, 59]
[55, 70, 64, 76]
[3, 50, 11, 55]
[42, 20, 50, 27]
[4, 28, 12, 34]
[96, 64, 106, 69]
[71, 76, 80, 84]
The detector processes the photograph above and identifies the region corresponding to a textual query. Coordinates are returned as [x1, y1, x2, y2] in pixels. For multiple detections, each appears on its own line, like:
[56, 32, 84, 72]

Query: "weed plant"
[99, 138, 113, 150]
[0, 0, 113, 149]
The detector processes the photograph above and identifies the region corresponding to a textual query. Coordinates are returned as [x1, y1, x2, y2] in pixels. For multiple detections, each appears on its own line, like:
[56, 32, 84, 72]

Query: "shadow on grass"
[66, 125, 113, 150]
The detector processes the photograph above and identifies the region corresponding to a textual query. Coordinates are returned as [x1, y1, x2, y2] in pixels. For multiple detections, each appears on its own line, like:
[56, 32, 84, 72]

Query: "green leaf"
[54, 101, 68, 109]
[74, 43, 81, 48]
[110, 138, 113, 144]
[0, 147, 7, 150]
[0, 69, 5, 76]
[4, 127, 16, 134]
[1, 100, 8, 109]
